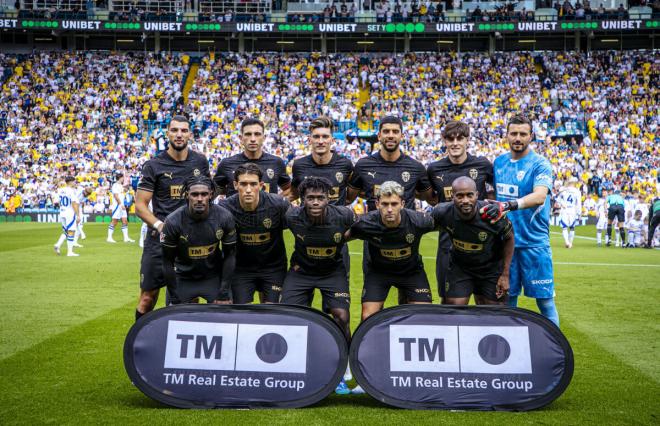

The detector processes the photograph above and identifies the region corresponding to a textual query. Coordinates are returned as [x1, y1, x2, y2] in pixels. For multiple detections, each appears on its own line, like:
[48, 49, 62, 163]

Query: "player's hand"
[75, 217, 81, 224]
[480, 200, 507, 223]
[496, 274, 510, 299]
[214, 299, 232, 305]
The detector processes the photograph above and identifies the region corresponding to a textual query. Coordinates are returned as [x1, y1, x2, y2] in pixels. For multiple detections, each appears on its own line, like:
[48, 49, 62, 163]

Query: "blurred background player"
[426, 120, 494, 303]
[54, 176, 81, 257]
[107, 172, 134, 243]
[648, 196, 660, 249]
[606, 189, 626, 248]
[558, 177, 582, 249]
[596, 189, 609, 246]
[213, 118, 291, 198]
[626, 210, 645, 248]
[73, 185, 93, 248]
[483, 113, 559, 327]
[161, 176, 236, 304]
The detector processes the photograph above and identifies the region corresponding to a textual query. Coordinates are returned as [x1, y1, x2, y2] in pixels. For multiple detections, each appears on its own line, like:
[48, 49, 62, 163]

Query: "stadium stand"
[0, 50, 657, 215]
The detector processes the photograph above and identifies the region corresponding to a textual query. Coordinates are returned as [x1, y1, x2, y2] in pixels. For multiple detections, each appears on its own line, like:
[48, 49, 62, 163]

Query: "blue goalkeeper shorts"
[509, 246, 555, 299]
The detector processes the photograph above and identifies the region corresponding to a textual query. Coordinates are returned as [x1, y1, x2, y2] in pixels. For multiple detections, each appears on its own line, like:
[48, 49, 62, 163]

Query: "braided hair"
[183, 174, 215, 199]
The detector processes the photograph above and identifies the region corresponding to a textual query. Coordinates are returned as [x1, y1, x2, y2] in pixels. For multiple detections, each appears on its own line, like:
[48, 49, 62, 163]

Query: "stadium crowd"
[0, 50, 658, 232]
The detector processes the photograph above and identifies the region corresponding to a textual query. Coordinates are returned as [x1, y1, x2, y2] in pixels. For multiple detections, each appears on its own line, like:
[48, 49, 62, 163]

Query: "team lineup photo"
[1, 2, 659, 423]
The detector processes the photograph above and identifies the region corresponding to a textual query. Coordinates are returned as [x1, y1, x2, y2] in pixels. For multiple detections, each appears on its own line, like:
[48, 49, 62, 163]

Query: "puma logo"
[179, 234, 189, 242]
[436, 175, 444, 182]
[367, 171, 377, 178]
[163, 172, 173, 179]
[296, 234, 305, 241]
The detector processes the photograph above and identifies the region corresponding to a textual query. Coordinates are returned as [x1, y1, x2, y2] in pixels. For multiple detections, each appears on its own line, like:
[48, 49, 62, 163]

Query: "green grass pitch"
[0, 222, 658, 425]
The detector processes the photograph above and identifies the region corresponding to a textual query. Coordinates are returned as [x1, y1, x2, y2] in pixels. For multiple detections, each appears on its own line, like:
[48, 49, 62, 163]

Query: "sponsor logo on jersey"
[469, 168, 479, 180]
[296, 234, 305, 241]
[435, 174, 444, 182]
[306, 246, 337, 258]
[163, 172, 173, 179]
[334, 292, 350, 298]
[452, 239, 483, 253]
[531, 279, 553, 285]
[443, 187, 453, 199]
[496, 183, 519, 198]
[380, 247, 411, 260]
[335, 172, 344, 183]
[240, 232, 271, 245]
[329, 187, 340, 201]
[401, 171, 411, 182]
[170, 185, 183, 199]
[188, 243, 217, 258]
[367, 171, 377, 179]
[263, 218, 272, 229]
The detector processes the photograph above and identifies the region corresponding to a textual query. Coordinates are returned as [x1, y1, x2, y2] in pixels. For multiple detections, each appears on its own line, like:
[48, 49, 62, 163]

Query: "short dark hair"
[240, 118, 265, 134]
[309, 116, 334, 133]
[233, 163, 263, 182]
[184, 174, 215, 195]
[298, 176, 332, 198]
[442, 121, 470, 139]
[378, 115, 404, 132]
[64, 176, 75, 183]
[168, 115, 190, 129]
[506, 113, 533, 133]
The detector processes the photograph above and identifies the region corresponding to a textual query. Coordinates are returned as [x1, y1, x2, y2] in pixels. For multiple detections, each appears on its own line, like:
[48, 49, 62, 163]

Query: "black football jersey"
[349, 152, 431, 211]
[431, 200, 513, 273]
[285, 204, 356, 275]
[427, 154, 493, 202]
[137, 149, 210, 221]
[217, 192, 290, 272]
[350, 208, 435, 274]
[161, 204, 236, 280]
[213, 152, 291, 196]
[291, 152, 354, 205]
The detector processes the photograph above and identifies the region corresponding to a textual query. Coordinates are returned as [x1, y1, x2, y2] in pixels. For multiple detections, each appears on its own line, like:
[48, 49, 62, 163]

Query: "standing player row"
[133, 113, 558, 329]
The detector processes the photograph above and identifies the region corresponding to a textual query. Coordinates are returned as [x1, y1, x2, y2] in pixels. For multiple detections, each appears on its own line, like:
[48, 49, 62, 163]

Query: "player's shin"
[537, 297, 559, 327]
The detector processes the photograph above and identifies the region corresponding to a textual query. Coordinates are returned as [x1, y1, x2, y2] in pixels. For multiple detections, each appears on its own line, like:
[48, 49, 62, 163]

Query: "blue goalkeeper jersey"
[494, 150, 554, 248]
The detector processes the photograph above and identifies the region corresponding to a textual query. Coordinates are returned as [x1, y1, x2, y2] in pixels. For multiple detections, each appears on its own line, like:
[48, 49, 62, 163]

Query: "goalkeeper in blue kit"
[481, 114, 559, 327]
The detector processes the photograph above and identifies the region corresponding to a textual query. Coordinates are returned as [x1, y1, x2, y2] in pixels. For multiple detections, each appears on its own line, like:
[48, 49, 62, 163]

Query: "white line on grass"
[550, 231, 598, 241]
[348, 252, 660, 268]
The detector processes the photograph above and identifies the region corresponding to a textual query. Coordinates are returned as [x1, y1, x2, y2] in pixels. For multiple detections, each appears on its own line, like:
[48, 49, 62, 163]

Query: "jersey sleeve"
[200, 155, 211, 178]
[220, 213, 237, 246]
[291, 160, 303, 190]
[161, 218, 179, 248]
[415, 210, 436, 233]
[349, 216, 367, 239]
[348, 160, 364, 190]
[137, 161, 156, 192]
[495, 217, 514, 240]
[533, 158, 553, 191]
[430, 202, 451, 230]
[415, 161, 432, 192]
[213, 159, 229, 189]
[277, 196, 292, 217]
[277, 158, 292, 188]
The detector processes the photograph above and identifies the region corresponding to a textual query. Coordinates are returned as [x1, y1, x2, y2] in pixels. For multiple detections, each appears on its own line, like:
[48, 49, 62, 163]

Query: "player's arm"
[346, 167, 363, 205]
[114, 190, 124, 210]
[497, 227, 514, 299]
[416, 164, 436, 205]
[72, 200, 81, 223]
[135, 189, 163, 231]
[217, 223, 237, 304]
[213, 162, 229, 196]
[161, 223, 180, 303]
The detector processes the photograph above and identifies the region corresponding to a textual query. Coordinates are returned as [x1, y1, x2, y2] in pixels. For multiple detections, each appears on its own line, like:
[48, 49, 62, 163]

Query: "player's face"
[188, 184, 212, 216]
[234, 173, 262, 204]
[377, 194, 403, 225]
[167, 121, 191, 152]
[507, 123, 533, 154]
[443, 134, 468, 159]
[453, 188, 478, 217]
[241, 124, 265, 154]
[303, 189, 328, 219]
[378, 123, 403, 153]
[309, 127, 333, 156]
